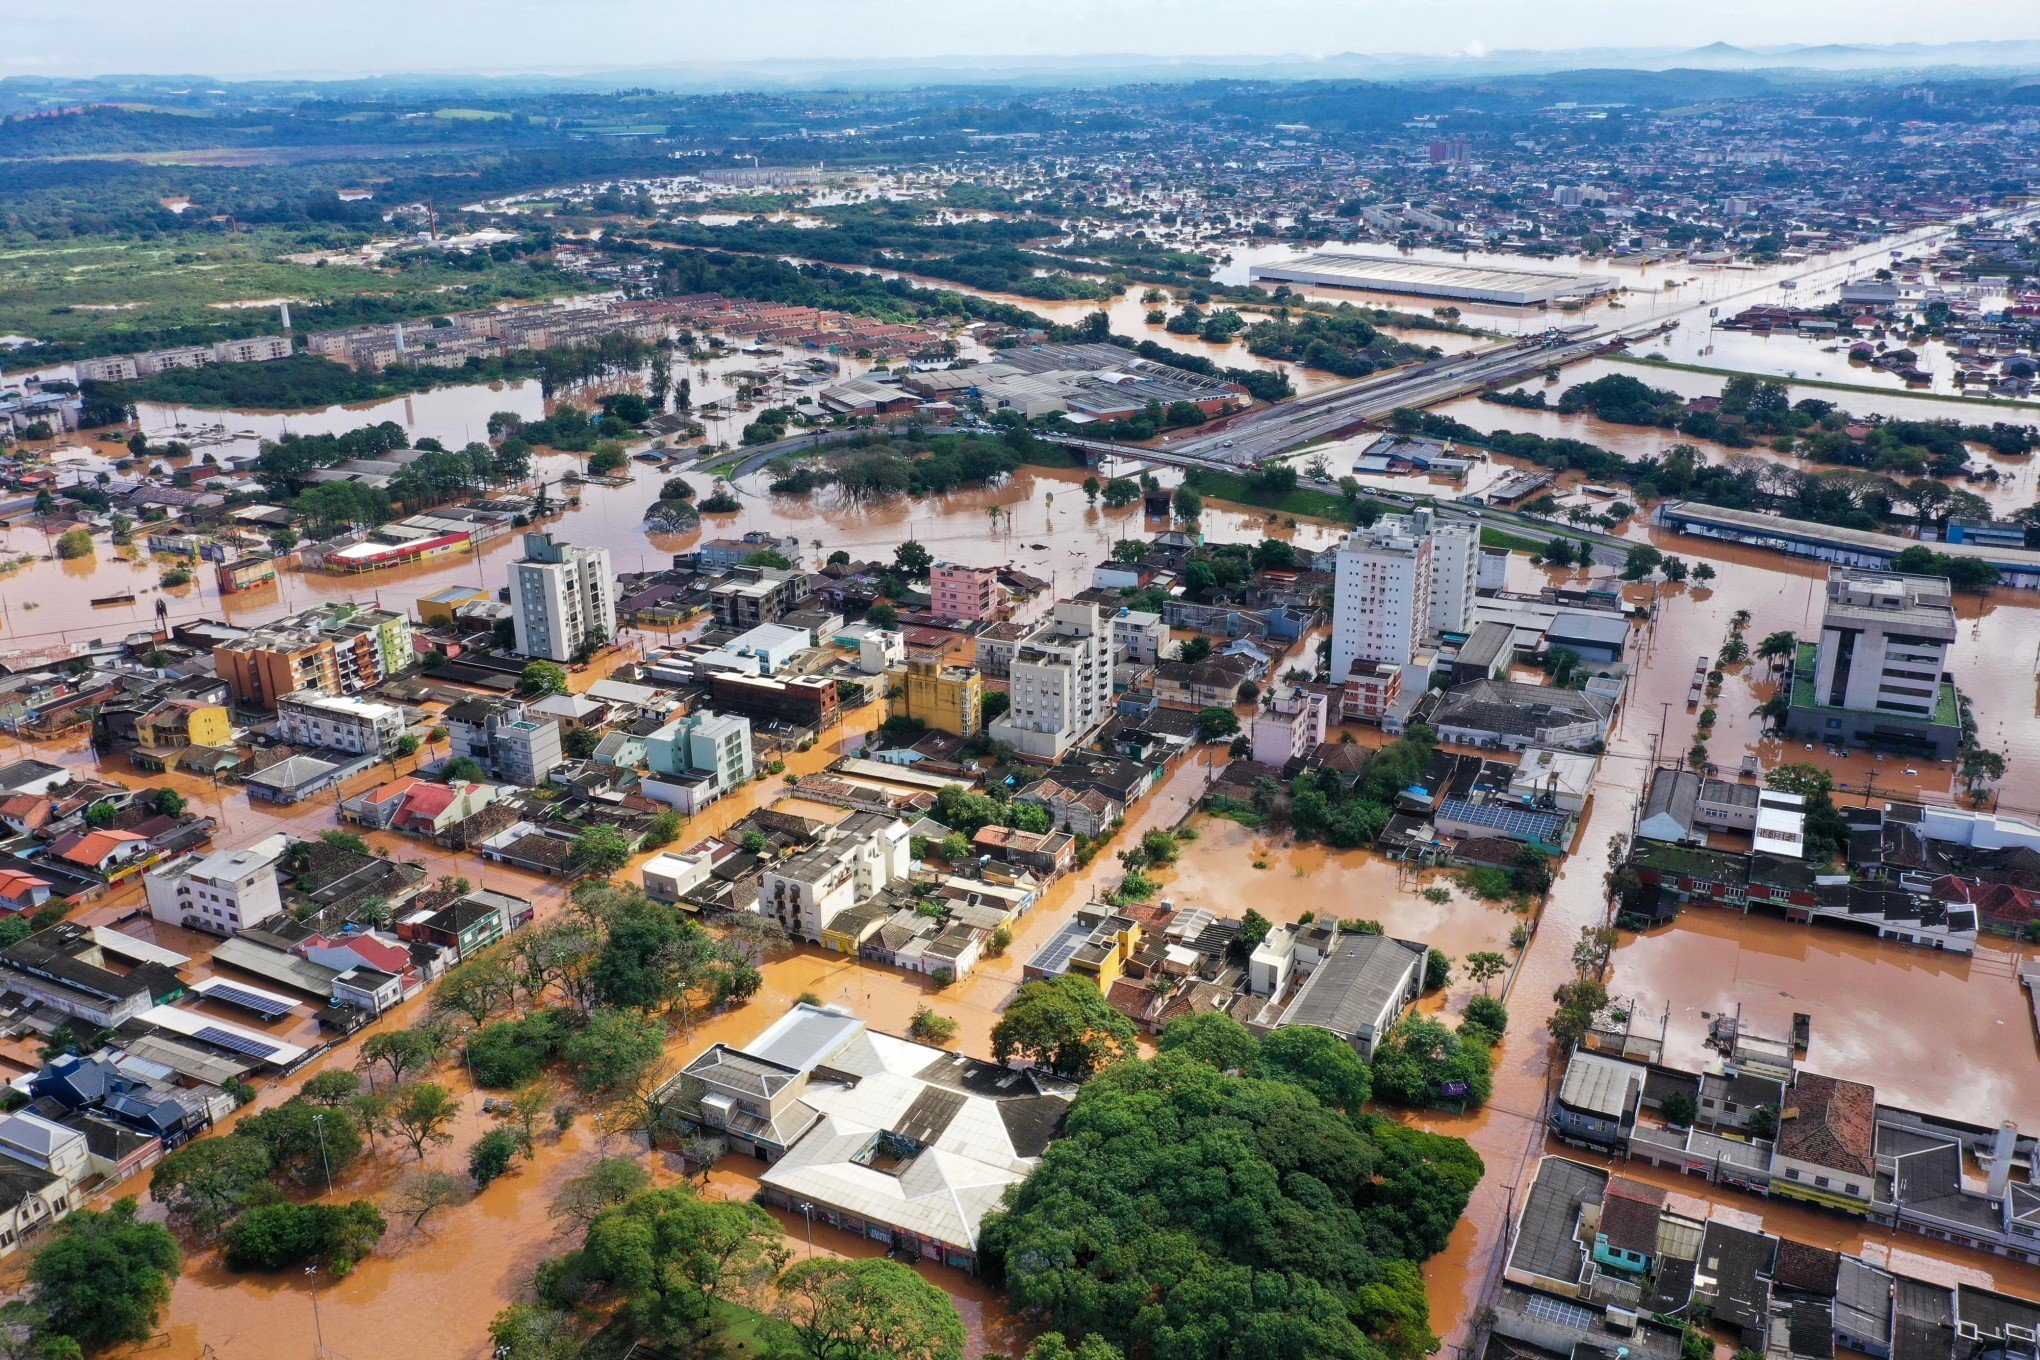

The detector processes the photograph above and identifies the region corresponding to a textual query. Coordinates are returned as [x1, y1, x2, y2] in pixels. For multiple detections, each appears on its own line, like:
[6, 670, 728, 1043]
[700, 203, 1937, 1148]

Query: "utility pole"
[312, 1113, 334, 1196]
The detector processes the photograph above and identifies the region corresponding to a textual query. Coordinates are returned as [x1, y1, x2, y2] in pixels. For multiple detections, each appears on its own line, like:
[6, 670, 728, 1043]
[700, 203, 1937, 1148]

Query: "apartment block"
[709, 566, 812, 629]
[929, 561, 1005, 624]
[1330, 509, 1477, 685]
[643, 710, 755, 813]
[277, 690, 407, 757]
[1250, 686, 1329, 768]
[144, 834, 291, 935]
[509, 532, 615, 662]
[1784, 567, 1962, 760]
[758, 812, 912, 941]
[989, 601, 1114, 761]
[1111, 607, 1171, 667]
[887, 654, 982, 737]
[212, 603, 412, 709]
[443, 697, 563, 786]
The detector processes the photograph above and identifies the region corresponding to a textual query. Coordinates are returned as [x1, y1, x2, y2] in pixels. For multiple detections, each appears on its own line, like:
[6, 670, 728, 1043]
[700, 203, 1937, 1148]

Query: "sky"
[6, 0, 2039, 79]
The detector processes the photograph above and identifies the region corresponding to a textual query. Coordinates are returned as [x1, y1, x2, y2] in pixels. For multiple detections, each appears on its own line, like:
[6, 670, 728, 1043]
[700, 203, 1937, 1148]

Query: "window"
[1815, 1175, 1830, 1189]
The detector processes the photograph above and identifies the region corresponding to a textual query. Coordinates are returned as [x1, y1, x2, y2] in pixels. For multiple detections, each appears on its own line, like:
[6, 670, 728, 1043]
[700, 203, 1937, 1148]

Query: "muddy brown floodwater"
[9, 305, 2040, 1355]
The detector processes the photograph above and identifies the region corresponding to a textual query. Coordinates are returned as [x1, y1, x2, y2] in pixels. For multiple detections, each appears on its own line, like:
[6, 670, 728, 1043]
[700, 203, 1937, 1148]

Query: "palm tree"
[1756, 631, 1798, 671]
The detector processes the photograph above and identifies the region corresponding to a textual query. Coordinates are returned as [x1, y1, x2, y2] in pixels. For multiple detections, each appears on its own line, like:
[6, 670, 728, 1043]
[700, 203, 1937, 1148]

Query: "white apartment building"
[509, 532, 616, 662]
[643, 710, 755, 813]
[144, 833, 292, 935]
[758, 812, 913, 941]
[1250, 686, 1329, 768]
[1331, 520, 1433, 678]
[1111, 607, 1171, 667]
[1785, 567, 1962, 760]
[277, 689, 407, 757]
[989, 601, 1114, 761]
[1330, 511, 1477, 723]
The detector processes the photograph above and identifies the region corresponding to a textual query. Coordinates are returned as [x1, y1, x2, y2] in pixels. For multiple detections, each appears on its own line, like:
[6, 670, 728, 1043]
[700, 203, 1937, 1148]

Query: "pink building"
[929, 562, 1005, 624]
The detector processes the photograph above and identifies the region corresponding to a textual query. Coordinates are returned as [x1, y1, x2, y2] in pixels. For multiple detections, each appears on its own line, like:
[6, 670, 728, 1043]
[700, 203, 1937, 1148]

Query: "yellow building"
[1024, 903, 1143, 991]
[887, 655, 983, 737]
[416, 585, 492, 628]
[137, 700, 232, 750]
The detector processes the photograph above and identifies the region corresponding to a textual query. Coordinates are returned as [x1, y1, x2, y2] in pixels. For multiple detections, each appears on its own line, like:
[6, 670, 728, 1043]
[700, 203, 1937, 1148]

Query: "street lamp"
[306, 1265, 327, 1358]
[312, 1112, 334, 1196]
[796, 1199, 816, 1257]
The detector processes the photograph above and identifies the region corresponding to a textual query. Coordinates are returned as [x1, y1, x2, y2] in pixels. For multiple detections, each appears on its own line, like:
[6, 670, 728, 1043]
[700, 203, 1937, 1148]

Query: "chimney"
[1988, 1121, 2019, 1199]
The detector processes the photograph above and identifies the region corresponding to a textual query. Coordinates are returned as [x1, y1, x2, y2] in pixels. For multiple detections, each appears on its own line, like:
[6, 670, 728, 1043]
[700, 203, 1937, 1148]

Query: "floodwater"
[1155, 816, 1527, 1019]
[1426, 387, 2040, 517]
[10, 267, 2040, 1354]
[1614, 910, 2039, 1127]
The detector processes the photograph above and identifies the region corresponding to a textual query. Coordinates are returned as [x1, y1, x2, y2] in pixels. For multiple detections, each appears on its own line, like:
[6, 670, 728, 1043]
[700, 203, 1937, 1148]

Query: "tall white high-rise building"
[989, 600, 1114, 761]
[1329, 509, 1477, 682]
[508, 532, 615, 662]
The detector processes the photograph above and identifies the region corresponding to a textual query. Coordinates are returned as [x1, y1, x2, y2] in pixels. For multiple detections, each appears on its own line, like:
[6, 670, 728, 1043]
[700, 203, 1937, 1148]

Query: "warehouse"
[1249, 252, 1618, 306]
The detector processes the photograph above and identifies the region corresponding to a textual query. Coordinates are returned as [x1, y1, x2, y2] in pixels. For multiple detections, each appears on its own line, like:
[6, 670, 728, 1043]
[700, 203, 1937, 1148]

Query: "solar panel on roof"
[197, 981, 294, 1018]
[191, 1025, 285, 1060]
[1524, 1293, 1598, 1331]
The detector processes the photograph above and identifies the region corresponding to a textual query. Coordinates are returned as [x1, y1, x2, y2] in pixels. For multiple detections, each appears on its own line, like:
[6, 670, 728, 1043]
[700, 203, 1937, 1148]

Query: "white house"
[144, 833, 291, 935]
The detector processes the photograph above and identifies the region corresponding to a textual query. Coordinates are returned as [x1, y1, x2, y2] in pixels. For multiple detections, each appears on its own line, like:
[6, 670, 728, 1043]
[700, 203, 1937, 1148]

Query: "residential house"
[143, 833, 290, 935]
[1772, 1073, 1878, 1211]
[1273, 932, 1428, 1061]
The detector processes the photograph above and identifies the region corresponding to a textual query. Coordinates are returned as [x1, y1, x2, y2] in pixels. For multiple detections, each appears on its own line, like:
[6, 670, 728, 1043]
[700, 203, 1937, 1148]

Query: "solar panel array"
[1524, 1293, 1598, 1332]
[192, 1025, 285, 1061]
[197, 981, 294, 1019]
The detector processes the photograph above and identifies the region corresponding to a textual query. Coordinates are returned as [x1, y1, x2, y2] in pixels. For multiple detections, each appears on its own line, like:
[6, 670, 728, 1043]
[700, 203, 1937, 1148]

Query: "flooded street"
[7, 211, 2038, 1359]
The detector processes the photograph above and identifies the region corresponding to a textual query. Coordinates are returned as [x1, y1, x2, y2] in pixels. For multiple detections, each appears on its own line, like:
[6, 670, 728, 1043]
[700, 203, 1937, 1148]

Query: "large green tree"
[150, 1136, 274, 1234]
[981, 1049, 1479, 1360]
[777, 1257, 964, 1360]
[990, 976, 1137, 1079]
[29, 1200, 180, 1353]
[581, 1187, 790, 1343]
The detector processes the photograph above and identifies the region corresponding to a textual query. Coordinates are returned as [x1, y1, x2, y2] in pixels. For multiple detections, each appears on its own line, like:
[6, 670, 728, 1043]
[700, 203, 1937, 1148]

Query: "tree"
[389, 1170, 468, 1231]
[466, 1012, 566, 1089]
[1745, 1105, 1779, 1140]
[1961, 746, 2008, 795]
[585, 1187, 792, 1344]
[505, 1079, 558, 1148]
[241, 1098, 363, 1189]
[391, 1083, 461, 1161]
[54, 530, 94, 561]
[1101, 478, 1140, 508]
[1463, 995, 1509, 1037]
[1465, 951, 1509, 993]
[1693, 563, 1716, 582]
[1766, 763, 1834, 801]
[991, 976, 1137, 1079]
[1423, 949, 1453, 992]
[489, 1305, 581, 1360]
[1254, 1023, 1373, 1112]
[1173, 484, 1203, 522]
[360, 1024, 448, 1087]
[1660, 1090, 1698, 1129]
[1157, 1011, 1261, 1072]
[1756, 631, 1798, 666]
[1370, 1017, 1492, 1108]
[777, 1257, 965, 1360]
[301, 1069, 362, 1107]
[521, 660, 570, 696]
[981, 1050, 1473, 1360]
[910, 1006, 959, 1044]
[150, 1136, 273, 1234]
[1621, 545, 1663, 581]
[1549, 977, 1609, 1048]
[435, 954, 518, 1026]
[1082, 475, 1102, 505]
[223, 1201, 385, 1275]
[893, 539, 932, 579]
[1178, 634, 1213, 663]
[548, 1156, 653, 1232]
[443, 755, 488, 784]
[561, 1009, 665, 1095]
[1197, 706, 1240, 742]
[29, 1200, 180, 1353]
[152, 789, 187, 819]
[469, 1128, 523, 1187]
[569, 825, 633, 878]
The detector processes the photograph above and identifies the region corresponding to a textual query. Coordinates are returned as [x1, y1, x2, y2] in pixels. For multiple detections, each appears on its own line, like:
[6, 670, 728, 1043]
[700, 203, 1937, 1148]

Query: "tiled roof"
[1778, 1072, 1876, 1180]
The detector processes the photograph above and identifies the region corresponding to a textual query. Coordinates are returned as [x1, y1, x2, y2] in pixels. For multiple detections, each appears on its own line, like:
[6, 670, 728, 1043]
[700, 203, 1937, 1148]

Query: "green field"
[1181, 467, 1380, 523]
[0, 227, 574, 363]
